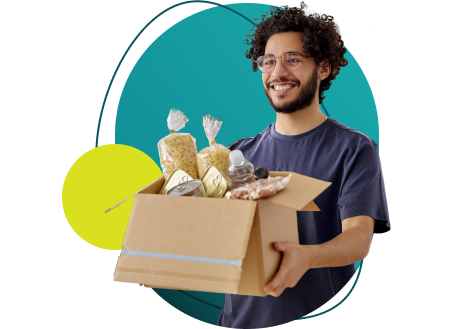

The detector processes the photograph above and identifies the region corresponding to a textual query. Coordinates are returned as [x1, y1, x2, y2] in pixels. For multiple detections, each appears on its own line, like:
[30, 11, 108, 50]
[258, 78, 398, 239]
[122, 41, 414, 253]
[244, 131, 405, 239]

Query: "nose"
[271, 57, 289, 79]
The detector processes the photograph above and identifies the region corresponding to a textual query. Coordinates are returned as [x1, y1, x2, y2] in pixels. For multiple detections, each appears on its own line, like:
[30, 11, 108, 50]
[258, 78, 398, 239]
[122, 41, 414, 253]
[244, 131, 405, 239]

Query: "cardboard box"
[113, 172, 331, 296]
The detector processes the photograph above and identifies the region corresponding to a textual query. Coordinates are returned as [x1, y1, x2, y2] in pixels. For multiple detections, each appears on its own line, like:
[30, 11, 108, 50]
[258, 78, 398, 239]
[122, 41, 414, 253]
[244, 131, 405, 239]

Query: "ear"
[318, 60, 331, 81]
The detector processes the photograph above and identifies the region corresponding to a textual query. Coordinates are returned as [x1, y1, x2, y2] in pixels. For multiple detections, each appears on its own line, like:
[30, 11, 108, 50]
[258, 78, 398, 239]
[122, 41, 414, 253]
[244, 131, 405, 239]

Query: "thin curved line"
[95, 0, 257, 147]
[100, 2, 347, 320]
[302, 259, 364, 320]
[178, 290, 222, 310]
[155, 259, 364, 312]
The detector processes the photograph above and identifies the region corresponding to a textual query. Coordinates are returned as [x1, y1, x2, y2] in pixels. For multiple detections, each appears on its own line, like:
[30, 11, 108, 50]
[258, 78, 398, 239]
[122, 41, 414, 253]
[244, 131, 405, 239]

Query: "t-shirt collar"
[269, 116, 331, 143]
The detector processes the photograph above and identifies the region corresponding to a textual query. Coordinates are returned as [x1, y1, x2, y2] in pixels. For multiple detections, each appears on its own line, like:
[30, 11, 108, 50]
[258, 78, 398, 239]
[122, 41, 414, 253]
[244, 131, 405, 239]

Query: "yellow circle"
[62, 144, 162, 250]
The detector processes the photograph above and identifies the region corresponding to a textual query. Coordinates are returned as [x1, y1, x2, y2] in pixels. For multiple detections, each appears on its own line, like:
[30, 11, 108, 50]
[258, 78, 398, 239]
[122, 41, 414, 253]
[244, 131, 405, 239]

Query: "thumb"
[273, 241, 288, 251]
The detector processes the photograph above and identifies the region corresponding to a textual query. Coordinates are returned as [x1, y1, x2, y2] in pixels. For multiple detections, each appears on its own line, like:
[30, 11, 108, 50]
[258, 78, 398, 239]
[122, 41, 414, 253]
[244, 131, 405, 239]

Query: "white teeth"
[274, 85, 293, 91]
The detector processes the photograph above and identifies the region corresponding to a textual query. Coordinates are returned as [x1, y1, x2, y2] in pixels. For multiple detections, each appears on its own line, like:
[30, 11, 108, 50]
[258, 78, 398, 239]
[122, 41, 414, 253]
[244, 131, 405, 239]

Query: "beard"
[264, 67, 318, 114]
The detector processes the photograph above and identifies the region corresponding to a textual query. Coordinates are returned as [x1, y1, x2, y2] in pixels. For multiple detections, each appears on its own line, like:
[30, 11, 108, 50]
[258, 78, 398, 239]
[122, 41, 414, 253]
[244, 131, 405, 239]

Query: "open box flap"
[265, 172, 331, 211]
[107, 172, 329, 213]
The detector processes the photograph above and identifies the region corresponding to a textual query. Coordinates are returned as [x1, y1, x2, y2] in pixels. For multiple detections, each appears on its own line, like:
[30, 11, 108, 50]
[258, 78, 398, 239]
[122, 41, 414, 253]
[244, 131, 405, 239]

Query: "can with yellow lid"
[201, 166, 230, 198]
[166, 179, 205, 197]
[158, 169, 193, 195]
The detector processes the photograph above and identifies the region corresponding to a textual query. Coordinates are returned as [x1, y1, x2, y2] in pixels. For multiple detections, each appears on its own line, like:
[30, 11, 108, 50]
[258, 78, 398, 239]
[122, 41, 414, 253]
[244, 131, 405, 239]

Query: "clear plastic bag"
[196, 115, 230, 180]
[224, 174, 292, 200]
[158, 109, 199, 179]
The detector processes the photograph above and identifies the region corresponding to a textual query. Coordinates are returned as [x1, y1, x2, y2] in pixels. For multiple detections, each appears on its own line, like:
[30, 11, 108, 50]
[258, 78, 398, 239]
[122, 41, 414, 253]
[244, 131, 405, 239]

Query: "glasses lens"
[283, 53, 302, 70]
[257, 55, 275, 73]
[257, 54, 304, 72]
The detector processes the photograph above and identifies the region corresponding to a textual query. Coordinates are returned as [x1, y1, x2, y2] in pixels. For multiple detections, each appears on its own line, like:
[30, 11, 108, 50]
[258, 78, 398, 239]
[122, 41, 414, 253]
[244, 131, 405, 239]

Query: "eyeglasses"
[255, 52, 311, 73]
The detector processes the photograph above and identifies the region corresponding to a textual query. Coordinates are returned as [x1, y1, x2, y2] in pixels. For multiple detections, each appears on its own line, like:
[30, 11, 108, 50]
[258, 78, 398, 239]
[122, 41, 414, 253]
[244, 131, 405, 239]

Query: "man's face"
[262, 31, 319, 114]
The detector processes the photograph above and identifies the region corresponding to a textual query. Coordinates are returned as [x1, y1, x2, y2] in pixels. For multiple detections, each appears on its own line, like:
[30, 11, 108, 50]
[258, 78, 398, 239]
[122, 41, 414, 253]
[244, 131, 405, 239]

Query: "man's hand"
[264, 241, 312, 297]
[264, 215, 374, 297]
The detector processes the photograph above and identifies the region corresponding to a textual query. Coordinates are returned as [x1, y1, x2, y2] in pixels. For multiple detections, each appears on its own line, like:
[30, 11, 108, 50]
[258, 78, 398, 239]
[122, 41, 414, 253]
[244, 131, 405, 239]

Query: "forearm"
[305, 224, 373, 269]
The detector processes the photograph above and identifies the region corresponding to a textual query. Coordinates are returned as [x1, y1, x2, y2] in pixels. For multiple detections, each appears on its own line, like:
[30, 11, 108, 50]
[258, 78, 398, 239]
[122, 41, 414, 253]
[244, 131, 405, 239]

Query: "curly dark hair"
[244, 2, 347, 104]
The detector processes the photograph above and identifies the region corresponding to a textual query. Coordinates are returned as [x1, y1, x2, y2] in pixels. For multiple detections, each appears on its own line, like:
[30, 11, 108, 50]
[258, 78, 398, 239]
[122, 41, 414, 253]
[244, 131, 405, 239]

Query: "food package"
[158, 109, 199, 179]
[224, 174, 292, 200]
[197, 115, 231, 180]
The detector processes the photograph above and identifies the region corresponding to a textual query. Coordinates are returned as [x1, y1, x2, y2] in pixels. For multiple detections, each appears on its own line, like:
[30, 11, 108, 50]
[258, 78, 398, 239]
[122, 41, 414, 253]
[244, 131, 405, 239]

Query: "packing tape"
[121, 250, 242, 266]
[116, 266, 241, 284]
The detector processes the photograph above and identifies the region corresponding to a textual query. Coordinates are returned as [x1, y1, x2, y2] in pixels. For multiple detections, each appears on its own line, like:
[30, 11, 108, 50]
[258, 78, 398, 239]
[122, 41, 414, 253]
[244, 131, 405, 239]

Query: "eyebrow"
[264, 51, 303, 56]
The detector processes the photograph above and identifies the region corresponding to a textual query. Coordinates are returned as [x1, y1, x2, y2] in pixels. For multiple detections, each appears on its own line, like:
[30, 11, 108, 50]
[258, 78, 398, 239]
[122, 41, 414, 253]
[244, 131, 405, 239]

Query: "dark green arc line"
[95, 0, 257, 147]
[175, 260, 362, 315]
[97, 0, 340, 318]
[95, 1, 331, 147]
[303, 259, 364, 319]
[178, 290, 222, 310]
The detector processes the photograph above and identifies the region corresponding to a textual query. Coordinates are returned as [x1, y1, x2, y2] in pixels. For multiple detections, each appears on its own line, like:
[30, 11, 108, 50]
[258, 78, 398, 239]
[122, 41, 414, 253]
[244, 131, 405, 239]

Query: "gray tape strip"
[121, 250, 242, 266]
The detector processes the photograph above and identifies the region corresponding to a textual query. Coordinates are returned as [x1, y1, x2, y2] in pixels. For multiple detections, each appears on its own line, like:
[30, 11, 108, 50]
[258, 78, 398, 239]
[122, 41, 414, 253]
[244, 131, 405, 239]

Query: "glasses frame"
[254, 52, 311, 73]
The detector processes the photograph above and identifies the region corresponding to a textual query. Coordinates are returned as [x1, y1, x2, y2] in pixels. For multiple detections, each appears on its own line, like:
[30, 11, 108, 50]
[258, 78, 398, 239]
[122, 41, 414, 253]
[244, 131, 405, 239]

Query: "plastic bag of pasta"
[224, 174, 292, 200]
[197, 115, 231, 180]
[158, 109, 199, 179]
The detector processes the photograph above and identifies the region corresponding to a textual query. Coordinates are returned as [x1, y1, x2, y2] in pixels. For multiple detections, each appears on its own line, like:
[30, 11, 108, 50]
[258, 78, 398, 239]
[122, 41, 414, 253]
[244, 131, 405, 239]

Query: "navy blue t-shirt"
[217, 117, 390, 328]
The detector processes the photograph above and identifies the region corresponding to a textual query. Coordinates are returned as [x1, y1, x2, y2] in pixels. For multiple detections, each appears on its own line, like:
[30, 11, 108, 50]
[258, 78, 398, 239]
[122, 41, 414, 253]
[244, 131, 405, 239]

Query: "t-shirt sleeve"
[337, 141, 390, 233]
[227, 138, 248, 151]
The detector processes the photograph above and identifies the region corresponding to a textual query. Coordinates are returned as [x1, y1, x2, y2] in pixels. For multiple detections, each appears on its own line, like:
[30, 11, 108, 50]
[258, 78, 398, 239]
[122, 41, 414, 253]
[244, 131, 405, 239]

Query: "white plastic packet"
[224, 174, 292, 200]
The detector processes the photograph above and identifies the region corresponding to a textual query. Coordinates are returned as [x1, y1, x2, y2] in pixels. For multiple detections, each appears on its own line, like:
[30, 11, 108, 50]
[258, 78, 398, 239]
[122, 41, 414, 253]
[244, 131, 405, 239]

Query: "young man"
[217, 3, 390, 328]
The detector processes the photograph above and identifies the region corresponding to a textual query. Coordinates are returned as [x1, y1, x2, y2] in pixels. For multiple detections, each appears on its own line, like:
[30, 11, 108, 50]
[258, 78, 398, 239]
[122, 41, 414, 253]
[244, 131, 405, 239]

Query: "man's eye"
[264, 61, 275, 66]
[287, 58, 301, 63]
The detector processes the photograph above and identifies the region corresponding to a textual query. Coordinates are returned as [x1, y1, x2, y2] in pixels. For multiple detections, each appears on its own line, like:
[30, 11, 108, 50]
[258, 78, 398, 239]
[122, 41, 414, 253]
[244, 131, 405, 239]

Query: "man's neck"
[275, 103, 326, 136]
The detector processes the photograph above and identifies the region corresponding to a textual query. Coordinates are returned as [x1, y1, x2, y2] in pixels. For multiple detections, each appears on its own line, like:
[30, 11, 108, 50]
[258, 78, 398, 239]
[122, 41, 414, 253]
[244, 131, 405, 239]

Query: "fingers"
[266, 278, 288, 297]
[269, 290, 282, 297]
[139, 284, 153, 288]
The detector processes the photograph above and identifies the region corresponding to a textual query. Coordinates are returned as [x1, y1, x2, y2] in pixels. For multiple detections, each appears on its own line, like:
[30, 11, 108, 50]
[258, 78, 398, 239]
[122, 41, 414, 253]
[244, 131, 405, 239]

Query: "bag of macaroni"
[158, 109, 199, 180]
[196, 115, 231, 181]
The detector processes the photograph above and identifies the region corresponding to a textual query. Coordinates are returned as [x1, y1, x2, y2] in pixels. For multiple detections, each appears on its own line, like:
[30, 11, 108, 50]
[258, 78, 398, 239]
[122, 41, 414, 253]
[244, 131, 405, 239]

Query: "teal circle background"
[114, 2, 378, 326]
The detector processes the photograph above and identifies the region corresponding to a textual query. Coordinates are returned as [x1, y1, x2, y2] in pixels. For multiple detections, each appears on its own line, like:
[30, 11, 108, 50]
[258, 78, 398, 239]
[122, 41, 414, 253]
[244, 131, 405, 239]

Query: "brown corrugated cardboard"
[113, 172, 331, 296]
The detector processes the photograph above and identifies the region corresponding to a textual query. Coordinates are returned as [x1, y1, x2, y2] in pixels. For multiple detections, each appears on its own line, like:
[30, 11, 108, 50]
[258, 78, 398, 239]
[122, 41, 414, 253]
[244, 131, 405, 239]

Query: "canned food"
[159, 169, 193, 195]
[167, 179, 205, 197]
[201, 166, 230, 198]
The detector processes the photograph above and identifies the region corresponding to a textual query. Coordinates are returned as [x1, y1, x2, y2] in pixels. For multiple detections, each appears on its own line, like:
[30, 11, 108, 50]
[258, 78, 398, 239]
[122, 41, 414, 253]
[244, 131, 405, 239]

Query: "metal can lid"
[167, 179, 203, 196]
[202, 166, 229, 198]
[254, 167, 269, 180]
[159, 169, 192, 195]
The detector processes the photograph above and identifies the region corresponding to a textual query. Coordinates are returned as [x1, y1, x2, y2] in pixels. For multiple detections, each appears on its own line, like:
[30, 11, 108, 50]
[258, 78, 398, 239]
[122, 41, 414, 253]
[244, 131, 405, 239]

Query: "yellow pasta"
[158, 133, 199, 179]
[197, 143, 231, 180]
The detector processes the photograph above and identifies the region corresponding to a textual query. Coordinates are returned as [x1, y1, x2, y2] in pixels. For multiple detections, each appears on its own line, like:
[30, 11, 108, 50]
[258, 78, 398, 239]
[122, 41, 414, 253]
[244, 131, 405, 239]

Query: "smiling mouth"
[270, 84, 296, 91]
[271, 85, 296, 96]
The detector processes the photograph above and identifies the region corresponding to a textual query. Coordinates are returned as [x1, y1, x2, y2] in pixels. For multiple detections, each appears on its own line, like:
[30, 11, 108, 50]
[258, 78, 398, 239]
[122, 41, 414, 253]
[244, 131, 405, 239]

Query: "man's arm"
[310, 215, 375, 267]
[264, 215, 374, 297]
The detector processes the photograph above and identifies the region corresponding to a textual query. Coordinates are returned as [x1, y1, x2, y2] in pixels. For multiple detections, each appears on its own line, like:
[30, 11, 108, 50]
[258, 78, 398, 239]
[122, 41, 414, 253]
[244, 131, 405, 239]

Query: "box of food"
[113, 171, 331, 296]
